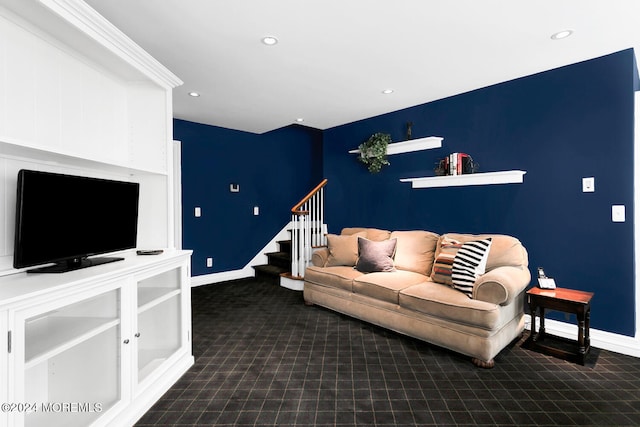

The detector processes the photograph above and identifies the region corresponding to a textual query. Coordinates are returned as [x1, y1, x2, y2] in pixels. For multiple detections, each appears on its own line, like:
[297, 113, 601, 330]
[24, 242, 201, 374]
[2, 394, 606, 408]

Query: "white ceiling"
[84, 0, 640, 134]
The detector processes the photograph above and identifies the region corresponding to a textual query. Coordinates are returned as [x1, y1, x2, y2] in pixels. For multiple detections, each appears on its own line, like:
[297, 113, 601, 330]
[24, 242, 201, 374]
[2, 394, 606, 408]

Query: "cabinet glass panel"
[137, 293, 181, 384]
[138, 268, 181, 312]
[23, 289, 121, 427]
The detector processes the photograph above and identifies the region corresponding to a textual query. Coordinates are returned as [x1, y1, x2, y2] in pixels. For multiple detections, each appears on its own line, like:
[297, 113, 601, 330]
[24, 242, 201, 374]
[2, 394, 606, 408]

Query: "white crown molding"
[38, 0, 183, 88]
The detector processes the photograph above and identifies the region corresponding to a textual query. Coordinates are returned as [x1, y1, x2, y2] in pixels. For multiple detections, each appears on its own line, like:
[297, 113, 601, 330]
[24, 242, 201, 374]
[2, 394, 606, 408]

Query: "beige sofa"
[303, 227, 531, 368]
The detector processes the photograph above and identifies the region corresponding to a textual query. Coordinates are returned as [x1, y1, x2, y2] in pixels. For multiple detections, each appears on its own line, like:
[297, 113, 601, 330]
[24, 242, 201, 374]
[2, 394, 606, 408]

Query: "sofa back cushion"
[325, 232, 366, 266]
[341, 227, 391, 241]
[389, 230, 439, 275]
[436, 233, 528, 271]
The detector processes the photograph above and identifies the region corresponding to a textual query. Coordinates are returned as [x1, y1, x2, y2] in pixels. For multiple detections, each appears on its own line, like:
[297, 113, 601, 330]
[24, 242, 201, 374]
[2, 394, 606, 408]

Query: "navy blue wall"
[176, 120, 323, 276]
[322, 49, 637, 336]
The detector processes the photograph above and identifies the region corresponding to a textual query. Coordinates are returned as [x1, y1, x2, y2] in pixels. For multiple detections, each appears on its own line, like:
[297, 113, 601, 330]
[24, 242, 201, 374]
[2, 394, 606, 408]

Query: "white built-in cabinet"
[0, 0, 184, 272]
[1, 251, 193, 427]
[0, 1, 192, 426]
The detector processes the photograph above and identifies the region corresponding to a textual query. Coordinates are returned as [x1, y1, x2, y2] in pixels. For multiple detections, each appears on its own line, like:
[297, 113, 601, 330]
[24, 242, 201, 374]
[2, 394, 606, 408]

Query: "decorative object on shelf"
[435, 152, 478, 176]
[406, 122, 413, 140]
[357, 132, 392, 173]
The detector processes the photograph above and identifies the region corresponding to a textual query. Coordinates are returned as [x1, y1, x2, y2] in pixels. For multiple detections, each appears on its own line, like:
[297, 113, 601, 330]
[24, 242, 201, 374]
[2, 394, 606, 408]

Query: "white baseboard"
[190, 268, 254, 287]
[190, 223, 292, 287]
[524, 314, 640, 358]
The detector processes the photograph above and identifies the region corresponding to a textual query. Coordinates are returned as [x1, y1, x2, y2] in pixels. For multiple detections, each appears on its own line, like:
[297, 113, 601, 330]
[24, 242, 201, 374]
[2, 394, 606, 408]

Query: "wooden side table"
[523, 287, 594, 365]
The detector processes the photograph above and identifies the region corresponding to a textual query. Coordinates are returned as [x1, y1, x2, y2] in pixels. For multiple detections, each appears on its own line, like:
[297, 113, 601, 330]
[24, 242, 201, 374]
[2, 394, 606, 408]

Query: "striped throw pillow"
[431, 237, 463, 285]
[451, 238, 493, 298]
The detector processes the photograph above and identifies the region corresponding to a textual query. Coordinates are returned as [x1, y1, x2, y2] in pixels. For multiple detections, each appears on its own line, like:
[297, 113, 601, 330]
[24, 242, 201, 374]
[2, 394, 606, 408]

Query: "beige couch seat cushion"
[304, 265, 364, 292]
[399, 281, 501, 330]
[390, 230, 439, 275]
[353, 270, 429, 304]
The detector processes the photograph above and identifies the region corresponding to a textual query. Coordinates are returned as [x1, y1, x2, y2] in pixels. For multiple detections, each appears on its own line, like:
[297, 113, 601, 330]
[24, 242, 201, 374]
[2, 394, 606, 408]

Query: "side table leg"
[585, 308, 591, 349]
[538, 307, 546, 338]
[577, 308, 586, 364]
[529, 300, 538, 342]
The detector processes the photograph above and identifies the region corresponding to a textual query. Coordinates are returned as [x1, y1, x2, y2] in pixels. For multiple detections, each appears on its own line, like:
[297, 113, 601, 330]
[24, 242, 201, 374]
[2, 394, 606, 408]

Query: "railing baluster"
[290, 179, 328, 279]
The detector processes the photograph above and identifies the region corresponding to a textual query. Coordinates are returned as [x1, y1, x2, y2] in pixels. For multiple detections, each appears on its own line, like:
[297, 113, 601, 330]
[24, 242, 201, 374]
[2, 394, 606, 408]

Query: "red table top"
[527, 287, 594, 304]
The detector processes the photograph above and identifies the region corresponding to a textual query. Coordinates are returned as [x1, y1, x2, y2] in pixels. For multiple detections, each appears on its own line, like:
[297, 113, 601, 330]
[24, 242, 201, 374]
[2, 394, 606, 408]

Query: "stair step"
[253, 264, 289, 283]
[266, 251, 290, 269]
[277, 239, 292, 253]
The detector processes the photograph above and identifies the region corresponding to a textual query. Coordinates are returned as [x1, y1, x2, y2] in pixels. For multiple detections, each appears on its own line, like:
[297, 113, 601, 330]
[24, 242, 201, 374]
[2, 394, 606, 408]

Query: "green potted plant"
[358, 132, 391, 173]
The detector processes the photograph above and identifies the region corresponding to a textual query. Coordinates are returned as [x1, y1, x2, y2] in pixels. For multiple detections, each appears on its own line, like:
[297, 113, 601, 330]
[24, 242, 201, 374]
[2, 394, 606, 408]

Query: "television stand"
[1, 250, 193, 427]
[27, 256, 124, 273]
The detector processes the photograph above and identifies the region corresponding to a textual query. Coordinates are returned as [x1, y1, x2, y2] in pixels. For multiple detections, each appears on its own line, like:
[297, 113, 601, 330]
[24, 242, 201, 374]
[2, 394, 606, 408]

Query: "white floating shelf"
[349, 136, 443, 155]
[400, 170, 527, 188]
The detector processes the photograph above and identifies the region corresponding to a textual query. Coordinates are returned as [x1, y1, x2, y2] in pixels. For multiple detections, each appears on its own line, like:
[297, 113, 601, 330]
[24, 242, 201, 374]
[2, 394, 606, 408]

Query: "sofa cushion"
[430, 237, 463, 285]
[341, 227, 391, 241]
[325, 232, 366, 266]
[399, 282, 501, 330]
[353, 270, 429, 304]
[390, 230, 439, 275]
[451, 238, 492, 298]
[304, 265, 364, 292]
[440, 233, 527, 271]
[355, 237, 397, 273]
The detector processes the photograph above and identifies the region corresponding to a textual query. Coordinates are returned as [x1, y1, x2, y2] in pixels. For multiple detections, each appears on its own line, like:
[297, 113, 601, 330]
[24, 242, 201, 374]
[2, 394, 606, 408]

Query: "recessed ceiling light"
[188, 92, 200, 97]
[551, 30, 573, 40]
[262, 36, 278, 46]
[382, 89, 394, 94]
[296, 118, 304, 123]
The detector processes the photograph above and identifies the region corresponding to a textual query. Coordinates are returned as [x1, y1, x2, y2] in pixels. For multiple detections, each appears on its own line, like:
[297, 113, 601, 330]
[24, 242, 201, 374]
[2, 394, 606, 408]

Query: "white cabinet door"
[132, 259, 190, 395]
[8, 280, 126, 427]
[1, 311, 8, 427]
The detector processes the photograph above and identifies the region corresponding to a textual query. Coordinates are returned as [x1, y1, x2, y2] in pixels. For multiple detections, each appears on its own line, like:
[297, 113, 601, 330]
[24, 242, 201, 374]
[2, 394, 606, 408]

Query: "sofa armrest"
[473, 266, 531, 305]
[312, 248, 329, 267]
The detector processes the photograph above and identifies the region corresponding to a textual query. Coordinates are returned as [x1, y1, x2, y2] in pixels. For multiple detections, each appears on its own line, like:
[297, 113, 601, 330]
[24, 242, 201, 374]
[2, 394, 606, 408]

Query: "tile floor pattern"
[136, 278, 640, 426]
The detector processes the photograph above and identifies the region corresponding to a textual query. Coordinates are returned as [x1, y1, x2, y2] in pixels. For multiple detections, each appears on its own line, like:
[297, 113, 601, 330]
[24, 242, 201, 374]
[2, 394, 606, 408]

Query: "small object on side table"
[523, 287, 593, 365]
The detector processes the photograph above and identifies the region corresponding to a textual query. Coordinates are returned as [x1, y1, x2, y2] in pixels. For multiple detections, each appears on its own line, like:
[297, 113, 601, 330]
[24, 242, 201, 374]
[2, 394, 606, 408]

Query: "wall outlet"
[582, 177, 595, 193]
[612, 205, 626, 222]
[206, 257, 213, 267]
[195, 207, 201, 217]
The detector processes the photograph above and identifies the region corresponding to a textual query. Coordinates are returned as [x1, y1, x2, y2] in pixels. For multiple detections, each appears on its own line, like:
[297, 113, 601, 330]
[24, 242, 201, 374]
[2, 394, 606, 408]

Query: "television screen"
[14, 169, 139, 273]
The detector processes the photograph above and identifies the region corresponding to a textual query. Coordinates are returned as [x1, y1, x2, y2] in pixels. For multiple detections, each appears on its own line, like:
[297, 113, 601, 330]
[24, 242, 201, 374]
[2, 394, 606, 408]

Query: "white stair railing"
[291, 179, 328, 278]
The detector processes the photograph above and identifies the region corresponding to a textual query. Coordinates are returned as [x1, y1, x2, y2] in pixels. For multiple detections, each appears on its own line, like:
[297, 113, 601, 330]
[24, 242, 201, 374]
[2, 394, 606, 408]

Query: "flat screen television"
[13, 169, 140, 273]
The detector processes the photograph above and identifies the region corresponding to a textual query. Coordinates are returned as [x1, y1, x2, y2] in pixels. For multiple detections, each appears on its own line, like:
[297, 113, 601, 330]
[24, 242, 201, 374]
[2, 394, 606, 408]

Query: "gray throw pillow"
[355, 237, 397, 273]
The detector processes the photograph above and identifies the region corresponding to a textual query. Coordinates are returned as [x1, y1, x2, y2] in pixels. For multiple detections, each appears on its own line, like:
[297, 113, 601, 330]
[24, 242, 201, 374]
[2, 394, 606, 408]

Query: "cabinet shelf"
[138, 349, 172, 382]
[400, 170, 526, 188]
[0, 137, 168, 176]
[25, 316, 120, 368]
[349, 136, 443, 155]
[138, 288, 181, 314]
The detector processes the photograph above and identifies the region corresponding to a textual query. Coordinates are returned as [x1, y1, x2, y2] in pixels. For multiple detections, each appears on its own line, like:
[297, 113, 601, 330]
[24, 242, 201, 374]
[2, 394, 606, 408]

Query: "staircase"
[252, 179, 328, 288]
[253, 237, 292, 284]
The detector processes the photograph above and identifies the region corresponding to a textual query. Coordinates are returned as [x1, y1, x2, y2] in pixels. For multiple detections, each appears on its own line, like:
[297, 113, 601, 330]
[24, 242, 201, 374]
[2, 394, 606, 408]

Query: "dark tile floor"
[136, 278, 640, 426]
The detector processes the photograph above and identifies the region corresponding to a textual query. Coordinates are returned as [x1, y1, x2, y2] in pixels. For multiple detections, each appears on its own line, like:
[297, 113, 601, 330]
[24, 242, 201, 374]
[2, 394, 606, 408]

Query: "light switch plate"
[612, 205, 625, 222]
[253, 206, 259, 215]
[582, 177, 595, 192]
[195, 207, 201, 217]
